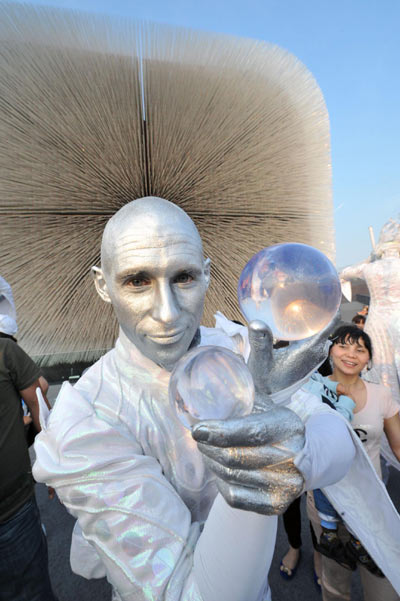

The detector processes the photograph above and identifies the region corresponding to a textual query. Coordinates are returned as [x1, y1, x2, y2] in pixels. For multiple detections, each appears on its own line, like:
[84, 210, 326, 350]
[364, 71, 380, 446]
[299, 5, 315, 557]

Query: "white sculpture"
[340, 218, 400, 406]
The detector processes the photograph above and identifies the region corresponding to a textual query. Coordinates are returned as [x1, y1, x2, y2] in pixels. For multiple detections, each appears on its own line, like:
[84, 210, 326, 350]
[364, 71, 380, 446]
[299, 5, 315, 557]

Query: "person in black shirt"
[0, 328, 56, 601]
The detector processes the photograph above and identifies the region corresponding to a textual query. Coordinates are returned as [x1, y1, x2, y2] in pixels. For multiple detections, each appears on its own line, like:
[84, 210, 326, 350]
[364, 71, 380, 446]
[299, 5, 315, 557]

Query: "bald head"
[93, 196, 210, 369]
[101, 197, 203, 276]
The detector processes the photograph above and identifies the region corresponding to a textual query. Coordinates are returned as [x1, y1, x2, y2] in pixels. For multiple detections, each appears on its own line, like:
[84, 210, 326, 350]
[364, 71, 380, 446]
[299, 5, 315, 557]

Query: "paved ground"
[32, 383, 400, 601]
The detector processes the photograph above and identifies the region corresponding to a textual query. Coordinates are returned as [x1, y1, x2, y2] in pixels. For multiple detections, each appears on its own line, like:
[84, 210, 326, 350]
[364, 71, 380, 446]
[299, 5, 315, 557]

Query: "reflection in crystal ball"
[169, 346, 254, 429]
[237, 243, 341, 341]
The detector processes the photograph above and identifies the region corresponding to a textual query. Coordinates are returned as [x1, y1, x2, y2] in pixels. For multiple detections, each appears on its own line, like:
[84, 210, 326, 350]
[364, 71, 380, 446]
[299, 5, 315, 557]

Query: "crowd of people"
[1, 199, 400, 601]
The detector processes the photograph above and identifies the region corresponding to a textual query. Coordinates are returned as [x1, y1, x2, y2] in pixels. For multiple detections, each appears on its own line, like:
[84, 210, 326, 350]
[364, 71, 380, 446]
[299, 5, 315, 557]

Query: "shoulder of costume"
[39, 347, 130, 436]
[35, 378, 141, 451]
[200, 311, 250, 359]
[73, 348, 118, 403]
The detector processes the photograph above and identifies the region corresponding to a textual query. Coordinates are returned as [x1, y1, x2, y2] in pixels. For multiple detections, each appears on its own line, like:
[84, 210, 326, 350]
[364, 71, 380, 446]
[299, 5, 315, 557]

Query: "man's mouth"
[147, 330, 185, 345]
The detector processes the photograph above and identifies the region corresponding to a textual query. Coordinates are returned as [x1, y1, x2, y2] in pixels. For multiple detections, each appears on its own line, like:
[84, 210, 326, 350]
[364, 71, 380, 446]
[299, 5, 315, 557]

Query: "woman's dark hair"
[329, 325, 373, 361]
[351, 314, 366, 325]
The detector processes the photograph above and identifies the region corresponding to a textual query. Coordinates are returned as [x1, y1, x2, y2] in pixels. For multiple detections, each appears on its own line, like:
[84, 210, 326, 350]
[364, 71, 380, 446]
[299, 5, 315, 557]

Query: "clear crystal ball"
[169, 345, 254, 429]
[238, 243, 341, 341]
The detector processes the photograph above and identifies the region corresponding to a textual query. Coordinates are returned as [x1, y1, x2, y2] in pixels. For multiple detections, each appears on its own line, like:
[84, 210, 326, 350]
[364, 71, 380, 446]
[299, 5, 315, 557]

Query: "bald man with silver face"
[34, 197, 358, 601]
[92, 198, 210, 372]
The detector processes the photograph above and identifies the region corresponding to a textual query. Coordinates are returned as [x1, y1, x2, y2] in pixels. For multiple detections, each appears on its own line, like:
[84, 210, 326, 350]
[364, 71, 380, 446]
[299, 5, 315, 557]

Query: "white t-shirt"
[352, 381, 399, 478]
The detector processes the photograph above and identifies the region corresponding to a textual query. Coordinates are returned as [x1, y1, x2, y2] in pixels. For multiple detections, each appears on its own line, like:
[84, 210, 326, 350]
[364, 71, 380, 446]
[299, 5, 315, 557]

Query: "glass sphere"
[169, 345, 254, 429]
[237, 243, 341, 341]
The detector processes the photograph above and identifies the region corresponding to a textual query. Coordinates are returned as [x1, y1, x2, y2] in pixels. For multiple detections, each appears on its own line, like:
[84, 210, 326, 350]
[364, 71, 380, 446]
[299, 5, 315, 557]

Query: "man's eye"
[127, 277, 150, 287]
[175, 273, 193, 284]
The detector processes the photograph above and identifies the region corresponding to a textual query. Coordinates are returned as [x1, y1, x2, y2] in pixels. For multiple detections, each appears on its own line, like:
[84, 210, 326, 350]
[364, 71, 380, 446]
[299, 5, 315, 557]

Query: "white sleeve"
[294, 412, 356, 490]
[192, 495, 276, 601]
[33, 384, 275, 601]
[340, 262, 366, 281]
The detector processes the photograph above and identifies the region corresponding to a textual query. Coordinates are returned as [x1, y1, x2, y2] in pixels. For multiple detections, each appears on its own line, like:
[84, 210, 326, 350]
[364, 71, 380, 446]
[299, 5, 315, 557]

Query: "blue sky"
[20, 0, 400, 268]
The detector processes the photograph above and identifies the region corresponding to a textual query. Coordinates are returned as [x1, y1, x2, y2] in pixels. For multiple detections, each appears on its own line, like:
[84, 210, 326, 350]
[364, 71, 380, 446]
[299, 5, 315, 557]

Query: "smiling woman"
[307, 324, 400, 601]
[327, 325, 400, 477]
[330, 329, 372, 381]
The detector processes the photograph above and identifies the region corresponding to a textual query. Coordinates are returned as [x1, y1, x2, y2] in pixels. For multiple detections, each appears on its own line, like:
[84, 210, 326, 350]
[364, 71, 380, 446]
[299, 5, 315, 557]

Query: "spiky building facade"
[0, 4, 334, 364]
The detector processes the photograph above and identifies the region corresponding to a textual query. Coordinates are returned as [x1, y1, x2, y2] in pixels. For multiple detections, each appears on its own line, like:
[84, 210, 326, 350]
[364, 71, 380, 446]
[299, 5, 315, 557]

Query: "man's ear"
[204, 258, 211, 289]
[91, 266, 112, 303]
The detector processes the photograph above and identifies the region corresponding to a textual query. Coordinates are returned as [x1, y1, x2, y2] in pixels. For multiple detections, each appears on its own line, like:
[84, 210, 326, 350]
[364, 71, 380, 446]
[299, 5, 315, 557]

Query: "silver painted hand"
[192, 408, 304, 515]
[192, 315, 339, 515]
[248, 313, 340, 401]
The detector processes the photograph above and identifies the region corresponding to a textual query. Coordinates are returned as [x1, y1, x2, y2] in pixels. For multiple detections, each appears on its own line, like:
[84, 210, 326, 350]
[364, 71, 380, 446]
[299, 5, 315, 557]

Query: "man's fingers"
[265, 311, 342, 395]
[286, 310, 341, 368]
[197, 440, 297, 468]
[216, 478, 303, 516]
[247, 320, 274, 401]
[204, 454, 301, 488]
[192, 407, 304, 448]
[248, 320, 274, 355]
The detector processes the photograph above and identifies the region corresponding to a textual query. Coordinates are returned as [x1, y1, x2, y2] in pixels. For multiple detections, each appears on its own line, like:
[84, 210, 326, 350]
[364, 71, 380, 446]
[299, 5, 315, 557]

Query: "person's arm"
[340, 261, 367, 281]
[384, 413, 400, 462]
[193, 320, 358, 518]
[328, 381, 355, 422]
[192, 495, 275, 601]
[294, 412, 356, 490]
[310, 376, 355, 422]
[4, 338, 48, 428]
[33, 383, 277, 601]
[20, 378, 51, 433]
[38, 375, 50, 398]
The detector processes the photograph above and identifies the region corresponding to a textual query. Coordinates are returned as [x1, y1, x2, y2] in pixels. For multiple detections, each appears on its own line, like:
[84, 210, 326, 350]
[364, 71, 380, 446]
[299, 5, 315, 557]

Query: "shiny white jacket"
[33, 314, 400, 599]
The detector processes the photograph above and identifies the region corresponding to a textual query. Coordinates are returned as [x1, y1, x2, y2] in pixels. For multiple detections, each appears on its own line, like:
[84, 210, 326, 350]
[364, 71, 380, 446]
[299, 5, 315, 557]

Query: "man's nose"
[152, 281, 180, 324]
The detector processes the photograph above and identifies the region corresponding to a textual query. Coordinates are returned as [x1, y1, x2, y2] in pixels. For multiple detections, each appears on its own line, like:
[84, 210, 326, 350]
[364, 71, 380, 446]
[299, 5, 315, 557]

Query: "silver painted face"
[94, 199, 210, 370]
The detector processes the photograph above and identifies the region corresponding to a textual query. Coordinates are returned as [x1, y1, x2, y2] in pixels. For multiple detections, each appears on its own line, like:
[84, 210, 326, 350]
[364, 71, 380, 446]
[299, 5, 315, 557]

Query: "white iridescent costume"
[340, 220, 400, 406]
[33, 314, 400, 599]
[341, 258, 400, 402]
